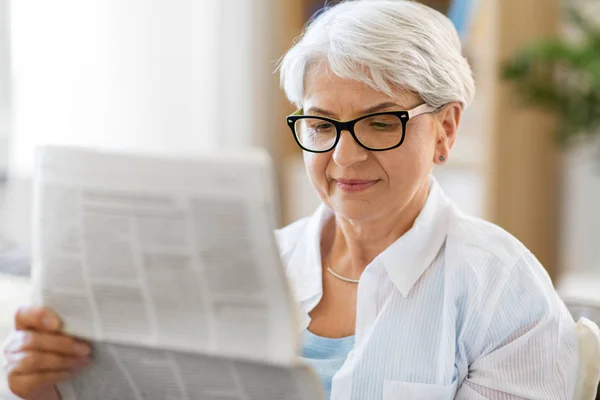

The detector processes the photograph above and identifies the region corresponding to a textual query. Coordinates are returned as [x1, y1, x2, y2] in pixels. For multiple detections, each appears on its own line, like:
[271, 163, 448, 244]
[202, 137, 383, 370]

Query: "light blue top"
[300, 330, 355, 400]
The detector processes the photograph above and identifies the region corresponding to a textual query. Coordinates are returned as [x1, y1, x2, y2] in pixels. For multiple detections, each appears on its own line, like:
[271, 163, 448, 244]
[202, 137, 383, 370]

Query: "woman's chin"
[329, 200, 383, 222]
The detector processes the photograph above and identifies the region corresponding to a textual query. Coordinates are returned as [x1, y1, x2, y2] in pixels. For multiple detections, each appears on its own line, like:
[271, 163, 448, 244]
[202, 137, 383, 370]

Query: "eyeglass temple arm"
[407, 103, 441, 119]
[290, 104, 441, 119]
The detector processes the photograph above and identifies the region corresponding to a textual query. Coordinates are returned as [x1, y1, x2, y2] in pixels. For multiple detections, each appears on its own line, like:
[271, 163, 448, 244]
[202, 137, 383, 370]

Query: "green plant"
[503, 6, 600, 146]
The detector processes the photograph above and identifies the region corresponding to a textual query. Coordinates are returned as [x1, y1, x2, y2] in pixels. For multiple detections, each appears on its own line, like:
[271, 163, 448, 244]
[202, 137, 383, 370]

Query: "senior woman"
[4, 1, 579, 400]
[276, 0, 578, 399]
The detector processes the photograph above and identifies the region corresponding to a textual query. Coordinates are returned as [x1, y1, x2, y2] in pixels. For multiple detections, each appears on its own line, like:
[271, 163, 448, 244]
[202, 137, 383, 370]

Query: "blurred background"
[0, 0, 599, 397]
[0, 0, 598, 352]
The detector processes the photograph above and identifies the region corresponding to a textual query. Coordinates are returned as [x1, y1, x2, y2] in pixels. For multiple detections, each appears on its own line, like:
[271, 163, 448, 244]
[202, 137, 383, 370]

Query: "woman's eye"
[314, 123, 334, 132]
[370, 121, 396, 130]
[372, 122, 391, 128]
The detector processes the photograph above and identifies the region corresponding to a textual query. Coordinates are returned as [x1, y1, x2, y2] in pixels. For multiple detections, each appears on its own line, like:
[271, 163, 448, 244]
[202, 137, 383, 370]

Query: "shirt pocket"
[382, 379, 457, 400]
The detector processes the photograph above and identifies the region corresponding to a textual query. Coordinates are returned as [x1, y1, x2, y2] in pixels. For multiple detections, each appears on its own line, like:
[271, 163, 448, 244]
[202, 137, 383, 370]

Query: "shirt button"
[347, 350, 354, 360]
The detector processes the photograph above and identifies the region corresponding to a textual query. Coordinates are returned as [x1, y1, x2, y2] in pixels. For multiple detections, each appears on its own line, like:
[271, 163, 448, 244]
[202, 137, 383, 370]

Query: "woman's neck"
[326, 182, 430, 277]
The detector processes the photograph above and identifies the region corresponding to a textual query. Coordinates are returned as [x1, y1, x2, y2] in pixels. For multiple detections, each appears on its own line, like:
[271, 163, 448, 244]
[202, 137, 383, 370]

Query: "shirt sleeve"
[456, 251, 579, 400]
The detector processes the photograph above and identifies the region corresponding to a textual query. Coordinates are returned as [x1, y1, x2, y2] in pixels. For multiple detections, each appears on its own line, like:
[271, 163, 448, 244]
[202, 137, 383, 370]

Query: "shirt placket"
[330, 261, 384, 400]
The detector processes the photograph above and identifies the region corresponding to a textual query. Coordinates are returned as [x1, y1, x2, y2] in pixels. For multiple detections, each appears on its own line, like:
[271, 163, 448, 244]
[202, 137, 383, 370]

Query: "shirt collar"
[376, 178, 452, 297]
[285, 176, 452, 305]
[285, 203, 332, 308]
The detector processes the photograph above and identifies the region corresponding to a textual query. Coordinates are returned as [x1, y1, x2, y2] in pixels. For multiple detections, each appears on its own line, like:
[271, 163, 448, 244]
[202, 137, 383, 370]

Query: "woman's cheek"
[304, 152, 330, 195]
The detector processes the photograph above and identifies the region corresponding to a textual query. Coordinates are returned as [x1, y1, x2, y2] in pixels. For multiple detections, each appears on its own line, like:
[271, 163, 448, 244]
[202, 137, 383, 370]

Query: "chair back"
[574, 317, 600, 400]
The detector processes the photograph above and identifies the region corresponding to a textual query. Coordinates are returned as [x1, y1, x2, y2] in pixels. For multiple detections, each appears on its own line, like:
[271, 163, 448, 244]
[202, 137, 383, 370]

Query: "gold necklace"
[326, 258, 360, 284]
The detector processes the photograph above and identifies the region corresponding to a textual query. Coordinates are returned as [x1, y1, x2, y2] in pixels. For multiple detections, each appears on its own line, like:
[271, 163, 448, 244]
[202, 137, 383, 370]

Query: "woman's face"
[302, 63, 460, 223]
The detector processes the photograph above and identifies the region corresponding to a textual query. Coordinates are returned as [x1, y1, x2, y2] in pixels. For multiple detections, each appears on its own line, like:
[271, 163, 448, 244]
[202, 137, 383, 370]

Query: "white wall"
[560, 144, 600, 273]
[9, 0, 224, 176]
[0, 0, 9, 173]
[2, 0, 278, 245]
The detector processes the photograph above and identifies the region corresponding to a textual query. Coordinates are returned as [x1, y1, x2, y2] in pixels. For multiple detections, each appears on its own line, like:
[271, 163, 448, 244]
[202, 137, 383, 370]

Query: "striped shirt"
[276, 178, 579, 400]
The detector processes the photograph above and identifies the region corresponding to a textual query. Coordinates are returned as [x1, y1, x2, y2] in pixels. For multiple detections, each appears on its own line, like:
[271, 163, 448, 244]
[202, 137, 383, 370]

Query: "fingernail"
[42, 315, 59, 330]
[75, 343, 91, 355]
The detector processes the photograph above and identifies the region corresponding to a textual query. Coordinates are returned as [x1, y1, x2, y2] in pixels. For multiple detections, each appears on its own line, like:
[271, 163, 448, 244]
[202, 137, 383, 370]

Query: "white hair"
[278, 0, 475, 109]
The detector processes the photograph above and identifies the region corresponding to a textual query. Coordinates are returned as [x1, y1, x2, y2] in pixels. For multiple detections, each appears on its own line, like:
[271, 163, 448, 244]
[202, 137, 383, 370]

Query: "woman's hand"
[3, 306, 92, 400]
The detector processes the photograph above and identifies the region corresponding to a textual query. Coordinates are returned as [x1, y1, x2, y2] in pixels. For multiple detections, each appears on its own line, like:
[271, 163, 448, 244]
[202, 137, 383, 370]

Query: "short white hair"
[279, 0, 475, 109]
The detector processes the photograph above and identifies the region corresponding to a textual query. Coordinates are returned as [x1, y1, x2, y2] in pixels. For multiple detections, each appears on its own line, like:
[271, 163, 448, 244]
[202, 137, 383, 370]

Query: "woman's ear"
[434, 102, 462, 165]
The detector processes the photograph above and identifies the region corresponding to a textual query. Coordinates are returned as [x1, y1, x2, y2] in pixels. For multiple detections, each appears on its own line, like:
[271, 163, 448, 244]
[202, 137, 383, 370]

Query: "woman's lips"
[334, 179, 378, 193]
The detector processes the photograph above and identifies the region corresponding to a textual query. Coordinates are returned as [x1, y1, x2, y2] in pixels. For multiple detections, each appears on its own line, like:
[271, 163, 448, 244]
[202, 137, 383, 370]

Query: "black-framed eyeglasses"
[286, 103, 439, 153]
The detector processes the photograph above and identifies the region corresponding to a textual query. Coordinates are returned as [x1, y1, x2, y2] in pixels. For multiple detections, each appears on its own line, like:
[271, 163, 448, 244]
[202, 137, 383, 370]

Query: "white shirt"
[275, 179, 579, 400]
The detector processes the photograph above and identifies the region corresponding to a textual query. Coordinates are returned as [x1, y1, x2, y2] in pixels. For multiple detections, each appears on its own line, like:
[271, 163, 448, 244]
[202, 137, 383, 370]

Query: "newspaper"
[31, 145, 323, 400]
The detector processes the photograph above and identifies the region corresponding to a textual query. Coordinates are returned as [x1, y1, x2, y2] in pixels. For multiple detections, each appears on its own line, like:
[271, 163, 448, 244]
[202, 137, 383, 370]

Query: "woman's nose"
[332, 130, 368, 167]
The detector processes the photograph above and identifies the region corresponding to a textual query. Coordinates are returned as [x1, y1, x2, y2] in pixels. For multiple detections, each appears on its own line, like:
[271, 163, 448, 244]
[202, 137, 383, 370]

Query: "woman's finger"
[15, 306, 62, 333]
[7, 351, 91, 374]
[4, 330, 91, 357]
[8, 371, 72, 400]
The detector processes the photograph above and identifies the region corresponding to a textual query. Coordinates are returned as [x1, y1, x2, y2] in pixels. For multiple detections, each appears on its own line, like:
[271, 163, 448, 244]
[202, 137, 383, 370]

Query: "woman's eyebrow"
[304, 107, 337, 118]
[305, 102, 403, 119]
[359, 102, 402, 114]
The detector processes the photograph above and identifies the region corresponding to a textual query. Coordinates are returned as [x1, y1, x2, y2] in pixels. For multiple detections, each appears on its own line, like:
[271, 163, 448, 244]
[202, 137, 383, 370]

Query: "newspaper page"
[57, 343, 320, 400]
[30, 146, 323, 400]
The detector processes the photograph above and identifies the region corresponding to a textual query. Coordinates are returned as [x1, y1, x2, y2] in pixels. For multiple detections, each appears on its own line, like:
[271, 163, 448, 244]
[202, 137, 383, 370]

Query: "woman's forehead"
[303, 62, 418, 113]
[304, 80, 417, 117]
